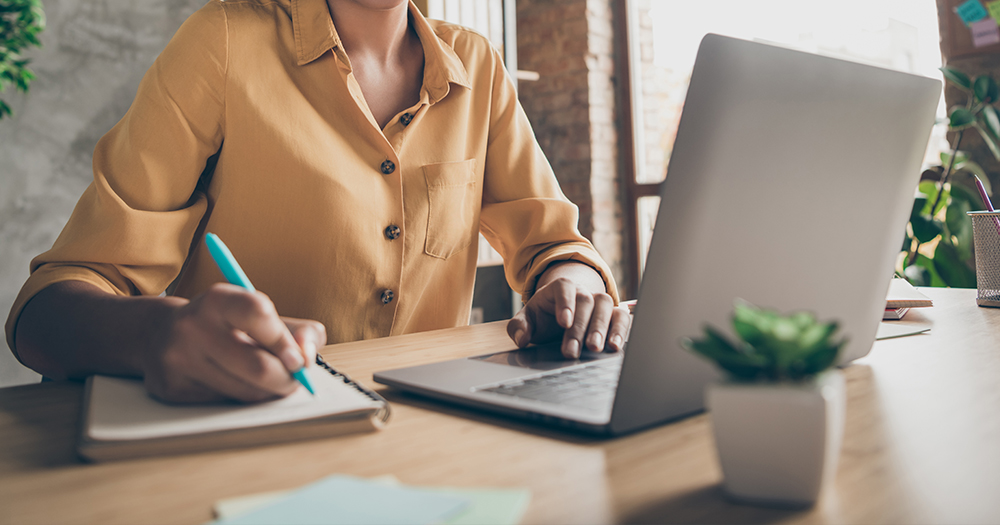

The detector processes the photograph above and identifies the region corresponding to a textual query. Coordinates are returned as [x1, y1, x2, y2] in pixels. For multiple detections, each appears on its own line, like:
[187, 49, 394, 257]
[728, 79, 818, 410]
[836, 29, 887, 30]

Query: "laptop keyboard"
[475, 357, 622, 412]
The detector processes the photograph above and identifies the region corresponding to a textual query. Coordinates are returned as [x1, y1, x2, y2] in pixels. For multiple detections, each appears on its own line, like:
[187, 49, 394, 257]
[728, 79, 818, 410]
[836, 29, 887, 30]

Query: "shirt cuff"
[520, 242, 620, 305]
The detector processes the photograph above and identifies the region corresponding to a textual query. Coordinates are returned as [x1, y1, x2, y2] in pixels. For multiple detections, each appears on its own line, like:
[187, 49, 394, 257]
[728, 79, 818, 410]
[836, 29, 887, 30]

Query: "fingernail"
[288, 352, 304, 371]
[589, 333, 604, 350]
[610, 334, 623, 350]
[302, 341, 316, 364]
[514, 329, 525, 346]
[562, 308, 573, 327]
[286, 343, 305, 369]
[566, 339, 580, 359]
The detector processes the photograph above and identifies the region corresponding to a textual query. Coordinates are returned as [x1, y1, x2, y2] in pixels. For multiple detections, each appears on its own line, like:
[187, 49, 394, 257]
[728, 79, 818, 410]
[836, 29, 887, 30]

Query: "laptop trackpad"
[469, 342, 619, 371]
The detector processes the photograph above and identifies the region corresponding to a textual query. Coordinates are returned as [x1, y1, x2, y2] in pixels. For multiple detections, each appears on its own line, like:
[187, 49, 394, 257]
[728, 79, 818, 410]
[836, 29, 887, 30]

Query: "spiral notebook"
[78, 356, 389, 462]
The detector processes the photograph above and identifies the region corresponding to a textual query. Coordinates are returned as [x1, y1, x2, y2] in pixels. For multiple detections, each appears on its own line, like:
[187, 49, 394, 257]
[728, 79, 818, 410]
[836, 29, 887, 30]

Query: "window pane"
[626, 4, 680, 184]
[637, 195, 660, 278]
[626, 0, 948, 185]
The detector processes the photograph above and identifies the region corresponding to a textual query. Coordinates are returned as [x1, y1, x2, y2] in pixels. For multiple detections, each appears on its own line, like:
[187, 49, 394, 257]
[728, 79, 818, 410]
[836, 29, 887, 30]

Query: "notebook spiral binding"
[316, 354, 391, 423]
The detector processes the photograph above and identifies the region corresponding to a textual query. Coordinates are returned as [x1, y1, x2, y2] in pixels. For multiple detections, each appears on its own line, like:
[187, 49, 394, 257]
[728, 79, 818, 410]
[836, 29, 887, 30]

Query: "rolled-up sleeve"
[4, 0, 228, 354]
[478, 48, 619, 302]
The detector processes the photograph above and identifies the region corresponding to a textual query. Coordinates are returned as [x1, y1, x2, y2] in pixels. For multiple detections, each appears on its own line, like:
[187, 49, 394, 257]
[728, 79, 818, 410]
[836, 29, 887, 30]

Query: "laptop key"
[478, 359, 621, 409]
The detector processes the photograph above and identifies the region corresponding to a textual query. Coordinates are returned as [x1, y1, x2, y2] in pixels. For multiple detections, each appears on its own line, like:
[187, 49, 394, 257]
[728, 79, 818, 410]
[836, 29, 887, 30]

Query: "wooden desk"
[1, 288, 998, 524]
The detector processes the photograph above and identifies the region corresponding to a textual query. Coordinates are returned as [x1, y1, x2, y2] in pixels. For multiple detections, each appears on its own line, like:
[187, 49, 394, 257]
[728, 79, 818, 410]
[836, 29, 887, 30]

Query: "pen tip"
[292, 368, 316, 395]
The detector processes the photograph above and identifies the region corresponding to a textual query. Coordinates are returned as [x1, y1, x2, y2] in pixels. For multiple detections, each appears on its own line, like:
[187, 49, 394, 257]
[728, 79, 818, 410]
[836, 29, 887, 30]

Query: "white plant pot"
[706, 370, 846, 507]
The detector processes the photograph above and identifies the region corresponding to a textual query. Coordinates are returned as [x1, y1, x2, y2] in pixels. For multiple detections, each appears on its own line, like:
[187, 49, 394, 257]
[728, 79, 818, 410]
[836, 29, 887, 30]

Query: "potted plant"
[0, 0, 45, 119]
[901, 68, 1000, 287]
[683, 300, 847, 507]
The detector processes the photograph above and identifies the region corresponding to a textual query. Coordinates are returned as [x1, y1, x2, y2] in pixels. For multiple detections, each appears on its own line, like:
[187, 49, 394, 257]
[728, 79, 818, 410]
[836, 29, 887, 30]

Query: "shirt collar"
[292, 0, 340, 66]
[292, 0, 471, 102]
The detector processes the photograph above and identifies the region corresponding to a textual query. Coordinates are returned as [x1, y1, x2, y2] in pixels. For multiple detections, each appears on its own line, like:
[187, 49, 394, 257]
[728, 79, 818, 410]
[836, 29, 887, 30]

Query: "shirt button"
[380, 289, 395, 304]
[381, 160, 395, 175]
[384, 225, 401, 240]
[400, 113, 413, 126]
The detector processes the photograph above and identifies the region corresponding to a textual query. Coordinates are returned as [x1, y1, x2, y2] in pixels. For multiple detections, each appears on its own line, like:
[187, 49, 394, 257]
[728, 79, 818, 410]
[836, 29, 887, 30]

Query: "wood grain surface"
[1, 288, 998, 524]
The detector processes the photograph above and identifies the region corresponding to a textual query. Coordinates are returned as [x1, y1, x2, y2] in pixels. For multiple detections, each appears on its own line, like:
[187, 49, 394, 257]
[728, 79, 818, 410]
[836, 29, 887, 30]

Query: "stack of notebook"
[883, 278, 933, 320]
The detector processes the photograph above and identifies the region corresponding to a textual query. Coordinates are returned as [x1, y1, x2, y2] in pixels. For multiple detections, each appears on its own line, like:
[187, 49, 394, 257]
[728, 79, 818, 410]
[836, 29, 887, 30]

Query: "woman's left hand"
[506, 262, 631, 359]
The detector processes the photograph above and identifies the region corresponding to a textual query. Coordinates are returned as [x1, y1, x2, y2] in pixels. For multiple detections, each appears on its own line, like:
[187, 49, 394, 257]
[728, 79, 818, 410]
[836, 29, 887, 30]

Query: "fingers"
[284, 317, 326, 365]
[147, 330, 293, 403]
[552, 281, 577, 329]
[203, 330, 298, 398]
[563, 294, 628, 357]
[160, 301, 298, 399]
[507, 311, 532, 348]
[145, 284, 330, 404]
[507, 278, 575, 349]
[205, 284, 305, 373]
[515, 278, 630, 359]
[606, 306, 632, 352]
[583, 293, 615, 352]
[561, 292, 595, 359]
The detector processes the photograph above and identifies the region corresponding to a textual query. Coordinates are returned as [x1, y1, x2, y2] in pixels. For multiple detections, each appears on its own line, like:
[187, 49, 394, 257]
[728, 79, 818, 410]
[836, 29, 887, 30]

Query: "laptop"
[374, 34, 941, 436]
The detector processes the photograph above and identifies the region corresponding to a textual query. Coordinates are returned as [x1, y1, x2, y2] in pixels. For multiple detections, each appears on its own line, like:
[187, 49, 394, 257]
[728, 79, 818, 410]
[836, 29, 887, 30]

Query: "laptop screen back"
[610, 34, 941, 434]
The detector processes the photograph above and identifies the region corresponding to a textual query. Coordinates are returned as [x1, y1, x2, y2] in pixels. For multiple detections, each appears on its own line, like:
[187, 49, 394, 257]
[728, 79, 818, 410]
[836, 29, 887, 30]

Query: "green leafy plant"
[901, 68, 1000, 287]
[0, 0, 45, 119]
[682, 301, 846, 382]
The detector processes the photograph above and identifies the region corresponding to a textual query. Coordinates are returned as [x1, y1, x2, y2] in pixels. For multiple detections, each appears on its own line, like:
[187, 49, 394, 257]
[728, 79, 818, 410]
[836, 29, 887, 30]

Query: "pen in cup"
[973, 175, 1000, 237]
[974, 175, 995, 211]
[204, 232, 316, 395]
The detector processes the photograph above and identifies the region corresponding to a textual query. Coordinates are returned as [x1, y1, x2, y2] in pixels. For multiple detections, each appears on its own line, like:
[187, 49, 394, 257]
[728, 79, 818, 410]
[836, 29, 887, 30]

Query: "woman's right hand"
[142, 283, 325, 403]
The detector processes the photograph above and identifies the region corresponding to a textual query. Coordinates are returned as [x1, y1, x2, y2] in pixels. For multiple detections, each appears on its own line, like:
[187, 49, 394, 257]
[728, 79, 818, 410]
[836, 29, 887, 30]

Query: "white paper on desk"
[876, 323, 931, 340]
[86, 368, 381, 441]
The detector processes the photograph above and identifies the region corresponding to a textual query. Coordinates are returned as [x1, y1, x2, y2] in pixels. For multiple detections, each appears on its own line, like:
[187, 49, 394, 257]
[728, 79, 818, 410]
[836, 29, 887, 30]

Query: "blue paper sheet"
[215, 475, 470, 525]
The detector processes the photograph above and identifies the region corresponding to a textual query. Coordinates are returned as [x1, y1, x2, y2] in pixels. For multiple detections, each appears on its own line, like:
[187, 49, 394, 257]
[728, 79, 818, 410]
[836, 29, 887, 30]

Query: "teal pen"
[204, 232, 316, 395]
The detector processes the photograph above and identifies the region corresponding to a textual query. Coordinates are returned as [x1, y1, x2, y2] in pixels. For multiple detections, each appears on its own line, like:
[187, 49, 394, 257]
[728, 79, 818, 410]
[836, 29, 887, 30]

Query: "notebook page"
[86, 367, 380, 441]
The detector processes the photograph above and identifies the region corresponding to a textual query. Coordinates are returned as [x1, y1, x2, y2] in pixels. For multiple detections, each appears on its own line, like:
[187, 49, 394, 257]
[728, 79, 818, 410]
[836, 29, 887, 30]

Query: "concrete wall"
[0, 0, 204, 386]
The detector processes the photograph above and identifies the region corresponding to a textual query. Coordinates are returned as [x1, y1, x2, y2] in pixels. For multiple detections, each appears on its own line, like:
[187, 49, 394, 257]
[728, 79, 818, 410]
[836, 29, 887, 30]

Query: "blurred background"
[2, 0, 995, 387]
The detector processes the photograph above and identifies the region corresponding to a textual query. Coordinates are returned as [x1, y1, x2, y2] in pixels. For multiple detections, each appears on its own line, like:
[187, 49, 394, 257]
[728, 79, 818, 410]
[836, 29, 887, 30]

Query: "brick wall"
[516, 0, 626, 296]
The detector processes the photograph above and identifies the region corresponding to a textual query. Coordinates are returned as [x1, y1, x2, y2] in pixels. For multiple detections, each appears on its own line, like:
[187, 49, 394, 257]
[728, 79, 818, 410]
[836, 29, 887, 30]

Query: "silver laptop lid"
[609, 34, 940, 434]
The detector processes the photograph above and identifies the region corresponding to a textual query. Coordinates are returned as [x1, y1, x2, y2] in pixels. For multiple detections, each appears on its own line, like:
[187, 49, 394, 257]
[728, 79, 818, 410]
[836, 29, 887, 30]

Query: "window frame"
[613, 0, 663, 299]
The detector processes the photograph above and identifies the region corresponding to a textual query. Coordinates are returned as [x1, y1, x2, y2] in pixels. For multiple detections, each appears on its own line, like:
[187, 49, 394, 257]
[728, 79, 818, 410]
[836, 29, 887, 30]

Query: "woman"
[6, 0, 629, 403]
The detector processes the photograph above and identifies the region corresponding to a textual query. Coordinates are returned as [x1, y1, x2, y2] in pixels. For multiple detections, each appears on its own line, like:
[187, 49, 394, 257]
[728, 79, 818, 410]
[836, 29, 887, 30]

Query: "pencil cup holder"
[968, 211, 1000, 308]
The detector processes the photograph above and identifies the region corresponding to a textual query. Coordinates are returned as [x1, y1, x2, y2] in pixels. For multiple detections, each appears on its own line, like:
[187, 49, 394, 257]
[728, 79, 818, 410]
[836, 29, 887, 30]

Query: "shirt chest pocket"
[423, 160, 479, 259]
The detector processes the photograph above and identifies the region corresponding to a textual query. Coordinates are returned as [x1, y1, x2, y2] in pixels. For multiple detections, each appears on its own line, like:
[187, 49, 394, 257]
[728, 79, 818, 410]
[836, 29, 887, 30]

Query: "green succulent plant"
[682, 300, 846, 382]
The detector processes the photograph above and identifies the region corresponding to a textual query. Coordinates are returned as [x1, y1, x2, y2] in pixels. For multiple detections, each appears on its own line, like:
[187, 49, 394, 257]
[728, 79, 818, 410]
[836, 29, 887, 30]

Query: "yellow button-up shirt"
[5, 0, 618, 353]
